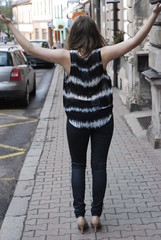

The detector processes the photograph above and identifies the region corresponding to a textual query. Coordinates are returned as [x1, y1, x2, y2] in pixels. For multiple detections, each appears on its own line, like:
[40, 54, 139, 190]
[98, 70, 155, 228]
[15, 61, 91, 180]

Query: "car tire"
[22, 83, 30, 107]
[31, 77, 36, 96]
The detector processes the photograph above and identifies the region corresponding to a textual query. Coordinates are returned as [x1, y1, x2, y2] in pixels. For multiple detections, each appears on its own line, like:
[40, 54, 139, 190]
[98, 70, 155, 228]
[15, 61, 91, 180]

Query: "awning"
[72, 11, 87, 20]
[53, 18, 68, 30]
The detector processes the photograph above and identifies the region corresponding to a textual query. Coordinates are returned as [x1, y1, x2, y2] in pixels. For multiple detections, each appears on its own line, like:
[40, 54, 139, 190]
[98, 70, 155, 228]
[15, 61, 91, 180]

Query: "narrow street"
[0, 68, 54, 228]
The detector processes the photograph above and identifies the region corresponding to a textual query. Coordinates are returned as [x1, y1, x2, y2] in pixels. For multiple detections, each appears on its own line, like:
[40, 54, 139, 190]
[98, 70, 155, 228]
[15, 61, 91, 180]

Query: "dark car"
[0, 46, 36, 107]
[23, 40, 54, 69]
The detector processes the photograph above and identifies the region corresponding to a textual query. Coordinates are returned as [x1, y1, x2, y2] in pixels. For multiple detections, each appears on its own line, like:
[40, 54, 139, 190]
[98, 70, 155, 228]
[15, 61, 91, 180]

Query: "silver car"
[0, 46, 36, 107]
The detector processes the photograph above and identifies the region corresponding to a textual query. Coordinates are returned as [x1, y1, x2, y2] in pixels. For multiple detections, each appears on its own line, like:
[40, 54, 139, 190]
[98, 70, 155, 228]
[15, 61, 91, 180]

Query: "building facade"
[143, 1, 161, 148]
[53, 0, 68, 48]
[104, 0, 151, 112]
[11, 0, 53, 45]
[118, 0, 150, 112]
[11, 0, 33, 40]
[32, 0, 52, 43]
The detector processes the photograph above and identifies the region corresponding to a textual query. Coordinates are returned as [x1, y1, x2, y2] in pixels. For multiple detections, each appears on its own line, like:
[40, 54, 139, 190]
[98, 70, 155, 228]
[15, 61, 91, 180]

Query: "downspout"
[113, 2, 118, 87]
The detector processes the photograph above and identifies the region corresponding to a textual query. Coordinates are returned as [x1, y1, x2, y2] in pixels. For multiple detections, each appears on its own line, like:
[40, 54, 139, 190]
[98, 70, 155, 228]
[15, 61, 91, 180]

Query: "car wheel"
[22, 83, 30, 107]
[31, 77, 36, 96]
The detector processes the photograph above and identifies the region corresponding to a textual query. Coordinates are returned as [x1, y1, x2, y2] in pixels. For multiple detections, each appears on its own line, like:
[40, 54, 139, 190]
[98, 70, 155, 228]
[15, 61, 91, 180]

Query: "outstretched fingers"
[0, 14, 6, 21]
[153, 3, 161, 14]
[0, 14, 11, 24]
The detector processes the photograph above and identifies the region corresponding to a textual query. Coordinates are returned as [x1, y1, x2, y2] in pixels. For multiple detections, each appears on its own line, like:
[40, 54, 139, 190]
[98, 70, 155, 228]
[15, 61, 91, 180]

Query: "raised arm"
[0, 14, 70, 73]
[101, 3, 161, 68]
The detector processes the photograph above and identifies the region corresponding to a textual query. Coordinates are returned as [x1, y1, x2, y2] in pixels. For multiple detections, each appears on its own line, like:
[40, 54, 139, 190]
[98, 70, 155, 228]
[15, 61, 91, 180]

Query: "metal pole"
[96, 0, 101, 30]
[113, 2, 118, 87]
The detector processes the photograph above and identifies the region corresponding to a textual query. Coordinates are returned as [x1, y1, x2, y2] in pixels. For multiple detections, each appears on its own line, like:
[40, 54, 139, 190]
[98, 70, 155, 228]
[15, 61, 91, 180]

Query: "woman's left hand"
[153, 3, 161, 15]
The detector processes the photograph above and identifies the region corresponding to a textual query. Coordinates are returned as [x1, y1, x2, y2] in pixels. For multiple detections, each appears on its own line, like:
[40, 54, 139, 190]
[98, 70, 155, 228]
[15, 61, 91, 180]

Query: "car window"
[7, 53, 13, 66]
[30, 41, 42, 48]
[30, 41, 50, 48]
[0, 52, 7, 66]
[12, 52, 21, 65]
[42, 42, 49, 48]
[13, 50, 26, 65]
[17, 50, 26, 64]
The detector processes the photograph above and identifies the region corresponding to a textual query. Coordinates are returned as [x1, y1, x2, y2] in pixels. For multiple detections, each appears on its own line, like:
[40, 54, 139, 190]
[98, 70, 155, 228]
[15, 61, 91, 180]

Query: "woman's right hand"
[0, 14, 12, 24]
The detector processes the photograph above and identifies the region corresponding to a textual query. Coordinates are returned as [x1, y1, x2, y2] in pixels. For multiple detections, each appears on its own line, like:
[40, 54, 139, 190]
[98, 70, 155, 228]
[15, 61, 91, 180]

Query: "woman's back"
[63, 49, 113, 129]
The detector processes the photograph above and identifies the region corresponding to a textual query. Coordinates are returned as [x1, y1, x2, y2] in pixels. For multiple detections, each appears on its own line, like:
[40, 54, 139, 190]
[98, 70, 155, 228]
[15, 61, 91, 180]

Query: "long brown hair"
[67, 15, 107, 57]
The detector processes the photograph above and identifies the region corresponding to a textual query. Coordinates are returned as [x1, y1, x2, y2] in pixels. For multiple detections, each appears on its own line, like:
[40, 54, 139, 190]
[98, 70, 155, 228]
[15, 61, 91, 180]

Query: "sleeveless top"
[63, 49, 113, 129]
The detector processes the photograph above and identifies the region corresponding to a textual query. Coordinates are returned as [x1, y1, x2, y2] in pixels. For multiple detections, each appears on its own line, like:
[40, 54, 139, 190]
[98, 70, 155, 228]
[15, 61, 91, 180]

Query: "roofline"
[11, 0, 32, 7]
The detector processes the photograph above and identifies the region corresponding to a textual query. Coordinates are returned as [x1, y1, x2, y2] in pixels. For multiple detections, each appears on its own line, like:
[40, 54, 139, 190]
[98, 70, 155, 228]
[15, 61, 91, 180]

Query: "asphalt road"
[0, 67, 55, 229]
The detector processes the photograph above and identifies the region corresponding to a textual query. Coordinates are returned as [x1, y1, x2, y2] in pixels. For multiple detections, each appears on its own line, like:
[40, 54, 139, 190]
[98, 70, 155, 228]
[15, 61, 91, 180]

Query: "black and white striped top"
[63, 49, 113, 129]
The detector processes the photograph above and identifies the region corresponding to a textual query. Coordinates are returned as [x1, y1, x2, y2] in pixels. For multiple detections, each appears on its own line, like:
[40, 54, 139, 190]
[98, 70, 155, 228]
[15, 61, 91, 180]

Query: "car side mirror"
[29, 59, 36, 67]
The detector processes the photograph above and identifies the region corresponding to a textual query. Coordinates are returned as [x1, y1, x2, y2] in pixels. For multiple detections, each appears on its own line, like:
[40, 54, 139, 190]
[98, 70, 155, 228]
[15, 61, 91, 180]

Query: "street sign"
[48, 22, 52, 27]
[107, 0, 120, 3]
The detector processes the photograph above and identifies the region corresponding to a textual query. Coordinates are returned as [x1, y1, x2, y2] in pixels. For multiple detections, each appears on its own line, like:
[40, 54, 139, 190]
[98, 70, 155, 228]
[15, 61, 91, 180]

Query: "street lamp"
[107, 0, 120, 87]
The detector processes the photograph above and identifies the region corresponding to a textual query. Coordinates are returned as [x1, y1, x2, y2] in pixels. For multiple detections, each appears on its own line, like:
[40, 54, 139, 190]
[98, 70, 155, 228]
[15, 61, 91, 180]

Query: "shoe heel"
[91, 216, 101, 233]
[78, 225, 84, 234]
[78, 224, 85, 234]
[77, 217, 88, 234]
[91, 223, 98, 233]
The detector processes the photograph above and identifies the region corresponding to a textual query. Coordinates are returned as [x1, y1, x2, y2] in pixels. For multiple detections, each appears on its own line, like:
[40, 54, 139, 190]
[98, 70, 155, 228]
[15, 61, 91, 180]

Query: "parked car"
[0, 46, 36, 107]
[23, 40, 54, 69]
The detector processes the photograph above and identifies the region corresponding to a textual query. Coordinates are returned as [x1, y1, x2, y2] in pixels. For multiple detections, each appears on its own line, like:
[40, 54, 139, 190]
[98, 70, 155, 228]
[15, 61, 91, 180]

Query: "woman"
[1, 3, 161, 234]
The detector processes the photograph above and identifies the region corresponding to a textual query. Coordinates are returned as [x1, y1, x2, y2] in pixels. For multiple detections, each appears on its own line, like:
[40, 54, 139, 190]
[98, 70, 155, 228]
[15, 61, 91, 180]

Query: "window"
[42, 29, 47, 39]
[8, 53, 13, 66]
[54, 6, 56, 18]
[35, 28, 39, 40]
[49, 0, 51, 15]
[57, 5, 59, 18]
[0, 52, 7, 66]
[13, 52, 21, 65]
[61, 4, 63, 18]
[13, 51, 26, 65]
[17, 50, 26, 65]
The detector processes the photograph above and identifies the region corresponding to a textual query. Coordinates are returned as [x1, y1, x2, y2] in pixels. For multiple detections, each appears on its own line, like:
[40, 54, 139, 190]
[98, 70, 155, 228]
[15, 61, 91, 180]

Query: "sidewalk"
[1, 65, 161, 240]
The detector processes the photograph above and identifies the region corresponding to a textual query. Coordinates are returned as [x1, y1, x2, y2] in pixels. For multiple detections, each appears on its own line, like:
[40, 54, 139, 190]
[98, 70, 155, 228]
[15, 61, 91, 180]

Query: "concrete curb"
[0, 66, 60, 240]
[124, 110, 152, 138]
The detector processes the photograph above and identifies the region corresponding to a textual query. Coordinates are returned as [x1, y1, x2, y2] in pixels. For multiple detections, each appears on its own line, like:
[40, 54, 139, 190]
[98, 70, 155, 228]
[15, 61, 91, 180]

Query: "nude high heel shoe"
[91, 216, 101, 233]
[77, 216, 88, 234]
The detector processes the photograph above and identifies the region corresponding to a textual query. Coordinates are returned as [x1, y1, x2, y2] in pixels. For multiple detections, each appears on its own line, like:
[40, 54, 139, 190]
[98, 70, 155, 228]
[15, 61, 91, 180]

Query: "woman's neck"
[78, 49, 88, 58]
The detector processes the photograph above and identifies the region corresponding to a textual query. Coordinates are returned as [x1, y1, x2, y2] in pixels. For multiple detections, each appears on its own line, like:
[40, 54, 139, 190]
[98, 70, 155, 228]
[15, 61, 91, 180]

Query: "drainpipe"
[107, 0, 120, 87]
[96, 0, 101, 30]
[113, 2, 118, 87]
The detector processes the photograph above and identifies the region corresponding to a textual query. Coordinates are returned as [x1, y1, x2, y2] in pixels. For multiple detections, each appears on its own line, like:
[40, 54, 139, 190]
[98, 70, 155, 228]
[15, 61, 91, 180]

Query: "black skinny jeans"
[66, 116, 114, 218]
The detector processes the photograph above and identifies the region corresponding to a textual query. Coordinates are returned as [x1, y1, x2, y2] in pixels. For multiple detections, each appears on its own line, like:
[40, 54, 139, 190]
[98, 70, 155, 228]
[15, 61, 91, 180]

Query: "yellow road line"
[0, 151, 25, 160]
[0, 178, 16, 181]
[0, 144, 25, 160]
[0, 144, 25, 151]
[0, 113, 29, 120]
[0, 119, 38, 128]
